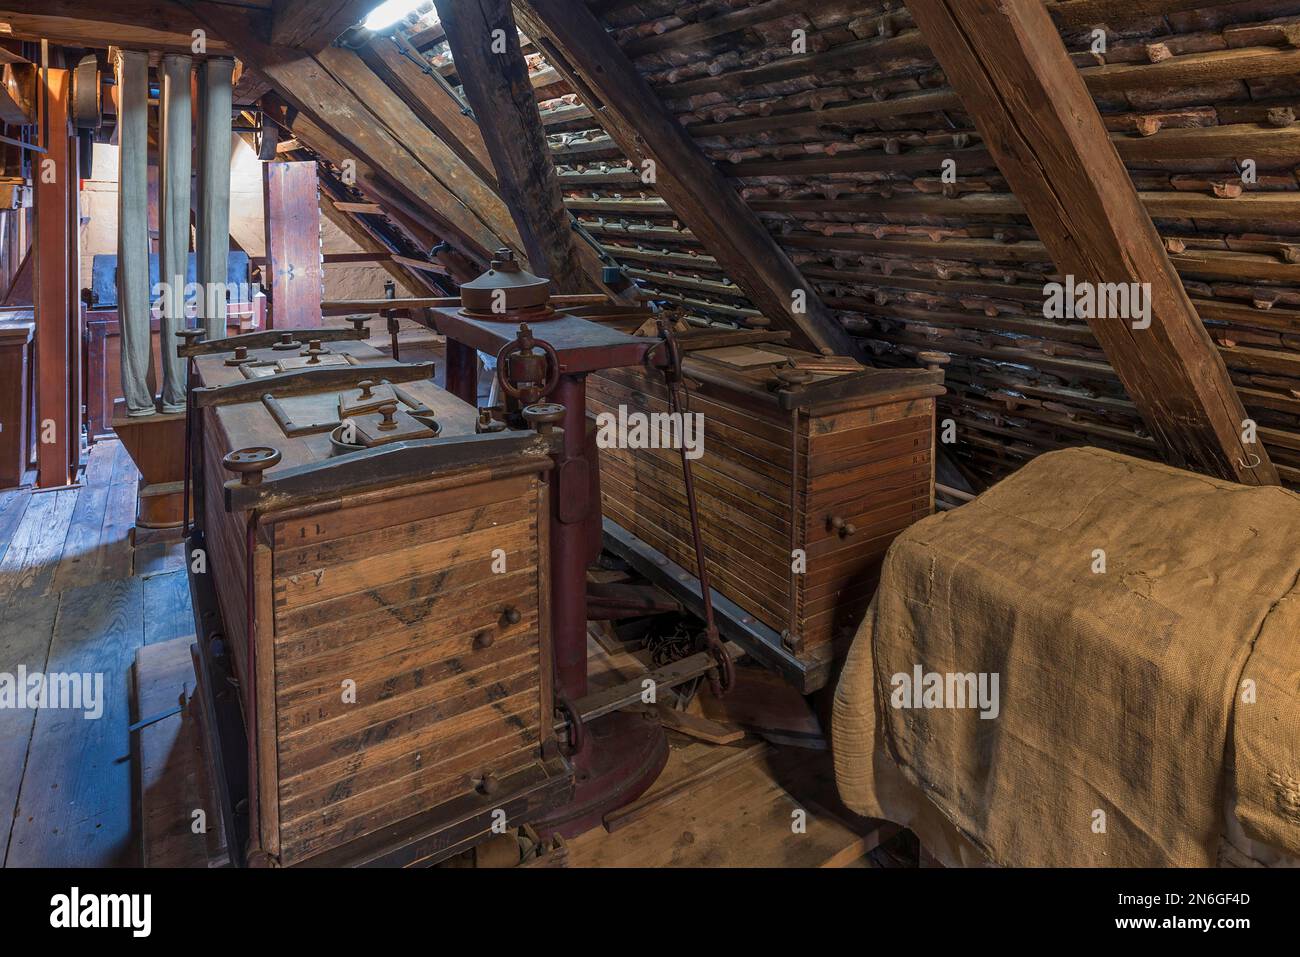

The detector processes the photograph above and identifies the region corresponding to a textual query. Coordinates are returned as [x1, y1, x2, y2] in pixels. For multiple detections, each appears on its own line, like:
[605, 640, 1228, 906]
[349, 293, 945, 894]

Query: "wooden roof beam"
[0, 2, 258, 54]
[360, 29, 632, 301]
[184, 1, 511, 267]
[434, 0, 590, 295]
[512, 0, 856, 356]
[906, 0, 1276, 485]
[270, 0, 371, 54]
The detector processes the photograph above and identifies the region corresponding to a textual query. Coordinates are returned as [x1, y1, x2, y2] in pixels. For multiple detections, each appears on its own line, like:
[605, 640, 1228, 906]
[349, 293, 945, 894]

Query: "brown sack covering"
[833, 447, 1300, 866]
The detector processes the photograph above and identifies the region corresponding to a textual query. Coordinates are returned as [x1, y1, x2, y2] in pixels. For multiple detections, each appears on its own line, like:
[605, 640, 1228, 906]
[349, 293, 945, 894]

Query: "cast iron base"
[532, 709, 668, 839]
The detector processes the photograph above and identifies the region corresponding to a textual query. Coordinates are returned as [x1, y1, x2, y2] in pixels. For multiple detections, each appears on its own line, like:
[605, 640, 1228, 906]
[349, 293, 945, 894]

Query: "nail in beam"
[114, 49, 155, 417]
[196, 57, 235, 340]
[158, 54, 192, 411]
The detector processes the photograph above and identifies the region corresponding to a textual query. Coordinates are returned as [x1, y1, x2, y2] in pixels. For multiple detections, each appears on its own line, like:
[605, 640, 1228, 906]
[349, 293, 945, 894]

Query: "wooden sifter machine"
[179, 318, 577, 867]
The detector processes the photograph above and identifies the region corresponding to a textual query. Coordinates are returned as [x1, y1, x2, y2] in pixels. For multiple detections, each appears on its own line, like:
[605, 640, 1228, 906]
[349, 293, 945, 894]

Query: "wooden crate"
[587, 330, 943, 684]
[193, 338, 566, 866]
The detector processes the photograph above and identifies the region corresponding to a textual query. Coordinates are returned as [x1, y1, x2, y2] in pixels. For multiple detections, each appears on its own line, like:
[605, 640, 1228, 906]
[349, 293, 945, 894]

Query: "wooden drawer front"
[269, 480, 546, 865]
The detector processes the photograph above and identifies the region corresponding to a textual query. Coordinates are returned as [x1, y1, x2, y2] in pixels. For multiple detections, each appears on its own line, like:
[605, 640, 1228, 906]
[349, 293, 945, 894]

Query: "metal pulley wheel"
[255, 116, 280, 161]
[71, 55, 103, 131]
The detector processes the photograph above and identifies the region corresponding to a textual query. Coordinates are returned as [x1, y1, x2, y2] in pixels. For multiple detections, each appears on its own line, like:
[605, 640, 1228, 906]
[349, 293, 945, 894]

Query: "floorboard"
[4, 576, 144, 867]
[0, 488, 32, 566]
[49, 443, 116, 592]
[0, 590, 60, 863]
[97, 442, 137, 582]
[143, 569, 195, 646]
[0, 488, 79, 604]
[134, 638, 225, 867]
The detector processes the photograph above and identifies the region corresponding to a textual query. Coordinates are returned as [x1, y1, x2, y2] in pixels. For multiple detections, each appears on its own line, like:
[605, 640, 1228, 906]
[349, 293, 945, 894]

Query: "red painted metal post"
[549, 373, 590, 702]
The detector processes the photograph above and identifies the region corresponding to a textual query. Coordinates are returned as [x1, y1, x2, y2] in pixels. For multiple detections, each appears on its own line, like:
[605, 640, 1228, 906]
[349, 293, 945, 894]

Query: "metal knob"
[223, 447, 282, 486]
[349, 316, 370, 336]
[272, 332, 301, 351]
[829, 516, 857, 538]
[479, 771, 499, 796]
[376, 401, 399, 431]
[473, 630, 495, 651]
[225, 344, 254, 366]
[500, 606, 522, 627]
[357, 379, 375, 399]
[522, 402, 566, 434]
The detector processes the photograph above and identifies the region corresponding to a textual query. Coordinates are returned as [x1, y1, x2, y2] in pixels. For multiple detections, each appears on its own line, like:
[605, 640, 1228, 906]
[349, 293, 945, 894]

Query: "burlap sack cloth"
[833, 447, 1300, 866]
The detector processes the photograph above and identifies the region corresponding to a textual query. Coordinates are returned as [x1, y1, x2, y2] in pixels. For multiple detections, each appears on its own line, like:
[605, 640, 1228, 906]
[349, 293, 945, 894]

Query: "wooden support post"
[196, 56, 234, 340]
[904, 0, 1277, 485]
[513, 0, 857, 356]
[262, 160, 323, 329]
[158, 53, 192, 411]
[435, 0, 588, 294]
[33, 65, 73, 485]
[114, 49, 154, 417]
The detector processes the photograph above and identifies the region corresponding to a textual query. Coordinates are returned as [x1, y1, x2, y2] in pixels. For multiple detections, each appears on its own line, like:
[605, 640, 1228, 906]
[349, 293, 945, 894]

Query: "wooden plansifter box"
[587, 328, 944, 690]
[189, 334, 570, 866]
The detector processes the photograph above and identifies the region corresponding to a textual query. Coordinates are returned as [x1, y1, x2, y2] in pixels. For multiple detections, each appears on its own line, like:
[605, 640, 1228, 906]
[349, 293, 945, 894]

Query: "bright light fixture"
[363, 0, 426, 32]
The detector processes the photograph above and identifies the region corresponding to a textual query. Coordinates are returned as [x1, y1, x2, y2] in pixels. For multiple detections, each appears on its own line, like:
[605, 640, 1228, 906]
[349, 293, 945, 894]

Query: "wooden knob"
[223, 447, 281, 486]
[377, 402, 399, 431]
[479, 771, 499, 796]
[829, 516, 857, 538]
[917, 350, 950, 374]
[357, 379, 375, 399]
[774, 368, 815, 387]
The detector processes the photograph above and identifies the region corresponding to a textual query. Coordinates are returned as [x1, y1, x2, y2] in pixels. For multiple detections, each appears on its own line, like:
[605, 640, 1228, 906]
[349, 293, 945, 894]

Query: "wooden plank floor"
[568, 634, 886, 868]
[0, 440, 193, 867]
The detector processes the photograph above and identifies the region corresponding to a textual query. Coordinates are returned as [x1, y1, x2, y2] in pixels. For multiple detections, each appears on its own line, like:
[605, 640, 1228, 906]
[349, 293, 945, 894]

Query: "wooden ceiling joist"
[513, 0, 856, 356]
[905, 0, 1277, 485]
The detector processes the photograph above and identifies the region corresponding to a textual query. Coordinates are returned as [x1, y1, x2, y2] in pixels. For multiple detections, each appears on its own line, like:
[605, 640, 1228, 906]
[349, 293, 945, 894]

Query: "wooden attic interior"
[1, 0, 1299, 871]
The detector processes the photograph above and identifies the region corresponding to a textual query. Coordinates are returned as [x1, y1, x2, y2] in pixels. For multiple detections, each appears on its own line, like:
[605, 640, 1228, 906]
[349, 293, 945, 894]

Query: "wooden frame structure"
[904, 0, 1276, 485]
